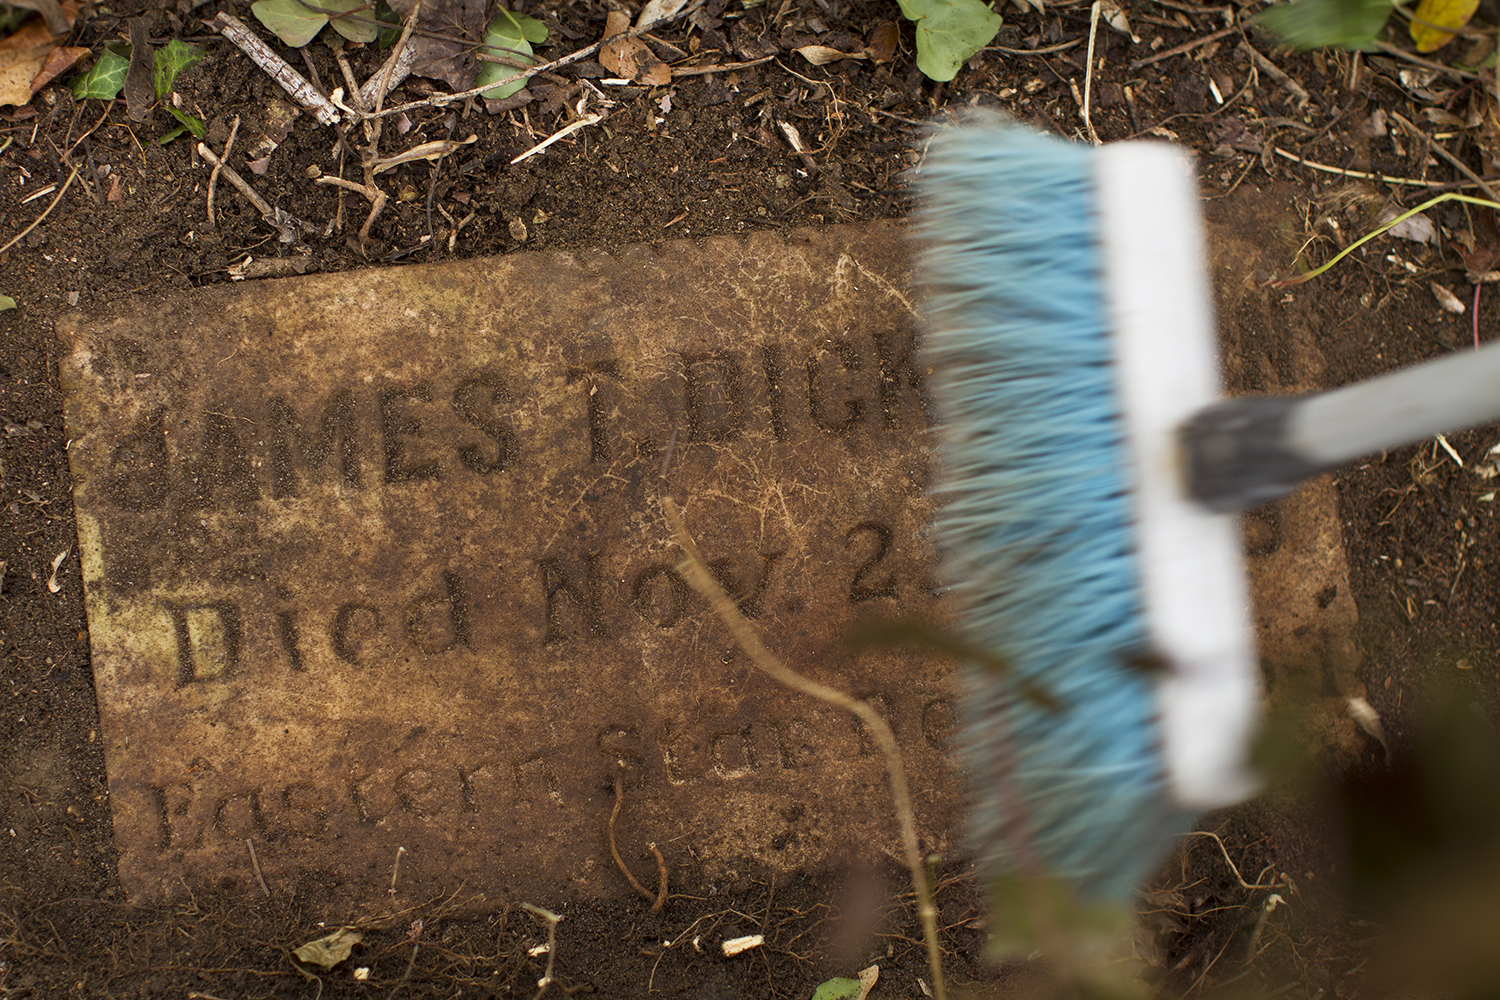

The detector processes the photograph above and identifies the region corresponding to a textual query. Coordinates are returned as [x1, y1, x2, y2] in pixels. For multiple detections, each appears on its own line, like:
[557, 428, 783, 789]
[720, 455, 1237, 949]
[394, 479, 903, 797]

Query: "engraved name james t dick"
[56, 222, 962, 908]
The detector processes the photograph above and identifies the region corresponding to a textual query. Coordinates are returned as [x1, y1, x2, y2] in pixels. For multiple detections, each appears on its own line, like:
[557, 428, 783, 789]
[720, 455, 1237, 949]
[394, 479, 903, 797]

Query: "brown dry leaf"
[1410, 0, 1479, 52]
[0, 43, 52, 106]
[0, 2, 79, 107]
[388, 0, 488, 92]
[600, 9, 671, 86]
[865, 21, 899, 62]
[795, 43, 866, 66]
[29, 45, 86, 93]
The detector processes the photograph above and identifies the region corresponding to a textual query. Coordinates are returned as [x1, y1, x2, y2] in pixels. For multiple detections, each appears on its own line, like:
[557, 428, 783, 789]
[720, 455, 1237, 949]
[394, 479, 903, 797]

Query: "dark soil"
[4, 0, 1500, 996]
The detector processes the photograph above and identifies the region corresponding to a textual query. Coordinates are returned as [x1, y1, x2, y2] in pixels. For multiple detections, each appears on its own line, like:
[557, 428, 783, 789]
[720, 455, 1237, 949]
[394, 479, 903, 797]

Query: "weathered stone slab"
[57, 223, 960, 908]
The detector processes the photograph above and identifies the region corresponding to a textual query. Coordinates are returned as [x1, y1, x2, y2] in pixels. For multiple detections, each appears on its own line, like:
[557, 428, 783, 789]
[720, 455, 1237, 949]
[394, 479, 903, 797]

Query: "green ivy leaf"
[1254, 0, 1396, 50]
[153, 39, 205, 100]
[896, 0, 1003, 81]
[326, 0, 379, 43]
[157, 107, 205, 144]
[475, 9, 536, 100]
[251, 0, 330, 48]
[515, 12, 548, 44]
[71, 44, 132, 101]
[0, 295, 17, 312]
[810, 978, 863, 1000]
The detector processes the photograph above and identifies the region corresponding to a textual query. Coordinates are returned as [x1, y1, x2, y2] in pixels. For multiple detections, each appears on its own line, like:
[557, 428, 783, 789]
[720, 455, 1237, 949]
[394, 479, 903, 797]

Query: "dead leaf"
[796, 44, 866, 66]
[636, 0, 689, 27]
[600, 9, 671, 85]
[388, 0, 489, 92]
[1431, 281, 1467, 313]
[1410, 0, 1479, 52]
[1381, 208, 1437, 245]
[291, 928, 362, 970]
[0, 2, 79, 107]
[106, 173, 123, 202]
[29, 45, 86, 93]
[866, 22, 899, 62]
[0, 42, 52, 106]
[1460, 206, 1500, 275]
[9, 0, 70, 36]
[124, 18, 154, 122]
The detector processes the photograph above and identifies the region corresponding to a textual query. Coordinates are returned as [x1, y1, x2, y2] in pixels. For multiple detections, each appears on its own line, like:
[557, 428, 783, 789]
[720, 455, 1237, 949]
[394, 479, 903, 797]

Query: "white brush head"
[1095, 141, 1260, 809]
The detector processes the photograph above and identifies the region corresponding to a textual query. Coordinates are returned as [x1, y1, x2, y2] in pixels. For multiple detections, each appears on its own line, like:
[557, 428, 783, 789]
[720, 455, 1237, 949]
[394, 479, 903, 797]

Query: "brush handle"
[1183, 339, 1500, 512]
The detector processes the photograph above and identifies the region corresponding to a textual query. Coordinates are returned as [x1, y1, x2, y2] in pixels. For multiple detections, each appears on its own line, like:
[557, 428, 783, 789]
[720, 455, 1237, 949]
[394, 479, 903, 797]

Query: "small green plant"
[252, 0, 377, 45]
[475, 7, 548, 99]
[70, 36, 205, 143]
[896, 0, 1003, 81]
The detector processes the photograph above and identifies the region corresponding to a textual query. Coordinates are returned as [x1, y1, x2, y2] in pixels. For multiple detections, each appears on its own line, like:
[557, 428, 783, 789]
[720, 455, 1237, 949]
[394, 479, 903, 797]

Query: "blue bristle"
[918, 122, 1191, 901]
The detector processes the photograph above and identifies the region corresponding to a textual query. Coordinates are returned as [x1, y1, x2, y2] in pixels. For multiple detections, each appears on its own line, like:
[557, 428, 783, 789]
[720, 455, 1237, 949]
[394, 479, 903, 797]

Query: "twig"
[663, 498, 946, 1000]
[608, 772, 667, 911]
[1376, 37, 1479, 80]
[671, 55, 777, 76]
[205, 115, 241, 228]
[511, 113, 605, 164]
[1398, 116, 1500, 203]
[1082, 0, 1102, 145]
[1239, 42, 1312, 110]
[988, 39, 1083, 56]
[361, 39, 417, 107]
[367, 2, 703, 121]
[245, 838, 270, 897]
[1129, 24, 1238, 70]
[208, 13, 341, 126]
[196, 143, 272, 216]
[522, 903, 562, 1000]
[0, 165, 80, 258]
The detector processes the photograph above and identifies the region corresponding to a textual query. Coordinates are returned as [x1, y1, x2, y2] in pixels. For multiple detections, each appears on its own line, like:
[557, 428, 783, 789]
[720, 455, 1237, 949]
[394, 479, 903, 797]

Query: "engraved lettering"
[167, 602, 242, 686]
[280, 783, 329, 837]
[458, 760, 500, 812]
[597, 725, 644, 786]
[807, 339, 864, 435]
[346, 773, 383, 825]
[394, 767, 444, 818]
[404, 571, 472, 654]
[630, 563, 689, 628]
[710, 725, 757, 779]
[268, 390, 362, 497]
[276, 610, 304, 671]
[332, 603, 382, 665]
[452, 371, 518, 474]
[380, 383, 442, 483]
[538, 554, 607, 643]
[657, 722, 694, 786]
[763, 720, 813, 769]
[150, 783, 204, 850]
[846, 521, 898, 602]
[212, 788, 265, 837]
[191, 412, 260, 508]
[761, 345, 789, 442]
[513, 755, 561, 805]
[710, 551, 782, 620]
[871, 327, 932, 430]
[104, 408, 169, 511]
[922, 697, 956, 749]
[566, 360, 623, 461]
[681, 351, 745, 442]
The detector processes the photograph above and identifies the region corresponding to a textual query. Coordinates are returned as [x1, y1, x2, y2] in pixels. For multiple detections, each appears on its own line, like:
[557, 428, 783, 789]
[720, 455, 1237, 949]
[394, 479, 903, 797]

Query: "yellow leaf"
[1410, 0, 1479, 53]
